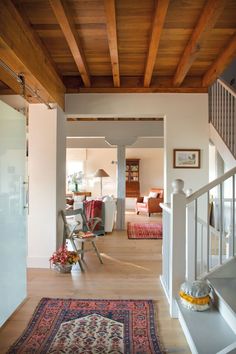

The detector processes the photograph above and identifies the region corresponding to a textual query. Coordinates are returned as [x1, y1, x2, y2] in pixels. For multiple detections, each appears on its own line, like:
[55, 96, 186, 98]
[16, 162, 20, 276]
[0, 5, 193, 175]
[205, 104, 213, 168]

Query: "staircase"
[209, 78, 236, 159]
[161, 79, 236, 354]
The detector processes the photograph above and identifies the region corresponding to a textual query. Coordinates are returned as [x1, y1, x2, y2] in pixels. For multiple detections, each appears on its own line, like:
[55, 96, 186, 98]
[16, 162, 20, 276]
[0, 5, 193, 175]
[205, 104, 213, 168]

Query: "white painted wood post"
[186, 202, 196, 282]
[185, 188, 196, 282]
[116, 145, 126, 230]
[170, 179, 186, 318]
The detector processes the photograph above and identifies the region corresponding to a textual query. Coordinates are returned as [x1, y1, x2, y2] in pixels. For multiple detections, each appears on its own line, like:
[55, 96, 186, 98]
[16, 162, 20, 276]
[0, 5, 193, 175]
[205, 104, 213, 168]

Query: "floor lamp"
[94, 169, 109, 196]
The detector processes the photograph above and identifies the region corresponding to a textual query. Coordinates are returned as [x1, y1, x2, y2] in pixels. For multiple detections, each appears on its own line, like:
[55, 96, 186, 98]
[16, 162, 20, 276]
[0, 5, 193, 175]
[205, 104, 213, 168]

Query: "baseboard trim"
[0, 297, 28, 329]
[160, 275, 170, 304]
[27, 257, 51, 268]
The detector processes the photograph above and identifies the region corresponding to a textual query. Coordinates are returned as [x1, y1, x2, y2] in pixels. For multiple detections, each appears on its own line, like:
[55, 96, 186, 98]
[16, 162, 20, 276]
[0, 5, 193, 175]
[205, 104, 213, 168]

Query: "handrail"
[160, 202, 171, 213]
[187, 166, 236, 204]
[217, 78, 236, 98]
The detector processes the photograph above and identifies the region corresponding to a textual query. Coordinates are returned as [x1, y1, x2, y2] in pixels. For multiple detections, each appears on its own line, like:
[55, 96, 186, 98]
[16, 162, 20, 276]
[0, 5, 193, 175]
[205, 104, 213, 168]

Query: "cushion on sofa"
[149, 191, 159, 198]
[66, 198, 74, 205]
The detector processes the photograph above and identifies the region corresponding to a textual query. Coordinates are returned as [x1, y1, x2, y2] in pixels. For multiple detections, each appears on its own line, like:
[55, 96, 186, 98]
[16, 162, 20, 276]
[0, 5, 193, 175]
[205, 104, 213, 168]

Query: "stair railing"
[161, 167, 236, 318]
[209, 78, 236, 158]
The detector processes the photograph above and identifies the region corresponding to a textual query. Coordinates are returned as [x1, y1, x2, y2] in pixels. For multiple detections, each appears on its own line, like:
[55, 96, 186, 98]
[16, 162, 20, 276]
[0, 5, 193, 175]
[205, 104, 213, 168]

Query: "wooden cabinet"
[126, 159, 140, 197]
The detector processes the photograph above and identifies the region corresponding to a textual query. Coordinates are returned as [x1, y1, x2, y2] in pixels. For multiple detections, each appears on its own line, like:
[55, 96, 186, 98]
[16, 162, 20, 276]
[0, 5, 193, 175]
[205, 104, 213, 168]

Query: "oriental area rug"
[7, 298, 164, 354]
[127, 222, 163, 239]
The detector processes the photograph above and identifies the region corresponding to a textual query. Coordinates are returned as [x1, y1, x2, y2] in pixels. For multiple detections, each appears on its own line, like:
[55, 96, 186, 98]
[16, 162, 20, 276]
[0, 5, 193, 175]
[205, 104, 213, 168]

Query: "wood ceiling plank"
[202, 32, 236, 87]
[104, 0, 120, 87]
[173, 0, 227, 87]
[49, 0, 91, 87]
[0, 1, 65, 108]
[144, 0, 170, 87]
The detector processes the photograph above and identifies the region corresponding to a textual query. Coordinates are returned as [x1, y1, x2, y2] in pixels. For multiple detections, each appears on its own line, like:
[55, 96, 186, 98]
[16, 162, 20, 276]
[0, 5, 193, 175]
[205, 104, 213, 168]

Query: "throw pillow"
[143, 196, 149, 203]
[66, 198, 74, 205]
[149, 191, 158, 198]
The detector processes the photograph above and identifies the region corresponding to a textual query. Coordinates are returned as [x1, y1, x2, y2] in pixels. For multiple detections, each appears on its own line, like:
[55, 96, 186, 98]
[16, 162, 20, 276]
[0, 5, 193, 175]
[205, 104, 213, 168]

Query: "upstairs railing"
[209, 78, 236, 158]
[161, 167, 236, 318]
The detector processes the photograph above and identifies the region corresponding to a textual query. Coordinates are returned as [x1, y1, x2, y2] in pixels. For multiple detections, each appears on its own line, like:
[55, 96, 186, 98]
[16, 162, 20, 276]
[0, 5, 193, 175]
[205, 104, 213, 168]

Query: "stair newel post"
[170, 179, 186, 318]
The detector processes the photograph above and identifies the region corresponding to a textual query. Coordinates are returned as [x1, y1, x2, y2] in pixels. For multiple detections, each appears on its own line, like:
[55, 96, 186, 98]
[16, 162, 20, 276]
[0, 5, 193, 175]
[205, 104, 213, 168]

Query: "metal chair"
[61, 208, 103, 272]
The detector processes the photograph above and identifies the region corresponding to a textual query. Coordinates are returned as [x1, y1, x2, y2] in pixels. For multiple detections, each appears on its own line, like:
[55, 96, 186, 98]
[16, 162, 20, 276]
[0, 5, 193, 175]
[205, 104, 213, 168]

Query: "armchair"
[136, 188, 163, 216]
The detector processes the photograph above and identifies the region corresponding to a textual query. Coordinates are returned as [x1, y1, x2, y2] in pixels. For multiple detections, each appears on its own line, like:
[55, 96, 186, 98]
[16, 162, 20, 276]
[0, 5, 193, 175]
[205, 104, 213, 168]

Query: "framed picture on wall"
[173, 149, 200, 168]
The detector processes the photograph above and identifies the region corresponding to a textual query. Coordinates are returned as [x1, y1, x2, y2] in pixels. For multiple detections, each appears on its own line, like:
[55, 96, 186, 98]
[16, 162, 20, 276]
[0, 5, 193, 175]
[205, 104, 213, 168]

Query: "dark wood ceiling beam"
[202, 32, 236, 87]
[77, 87, 207, 93]
[49, 0, 91, 87]
[0, 68, 21, 95]
[0, 1, 65, 108]
[173, 0, 227, 87]
[64, 75, 207, 93]
[104, 0, 120, 87]
[144, 0, 170, 88]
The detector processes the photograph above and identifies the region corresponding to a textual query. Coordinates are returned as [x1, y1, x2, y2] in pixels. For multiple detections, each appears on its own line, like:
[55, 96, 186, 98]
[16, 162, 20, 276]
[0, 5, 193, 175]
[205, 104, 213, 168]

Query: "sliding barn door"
[0, 100, 27, 326]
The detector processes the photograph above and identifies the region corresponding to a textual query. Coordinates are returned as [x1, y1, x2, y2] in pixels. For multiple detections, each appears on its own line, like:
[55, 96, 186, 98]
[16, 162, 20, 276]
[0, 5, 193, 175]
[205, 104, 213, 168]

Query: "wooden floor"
[0, 212, 190, 353]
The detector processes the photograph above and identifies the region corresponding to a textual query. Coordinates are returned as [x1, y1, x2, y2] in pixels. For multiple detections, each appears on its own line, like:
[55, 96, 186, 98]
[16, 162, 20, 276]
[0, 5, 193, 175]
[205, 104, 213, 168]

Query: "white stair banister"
[170, 179, 186, 318]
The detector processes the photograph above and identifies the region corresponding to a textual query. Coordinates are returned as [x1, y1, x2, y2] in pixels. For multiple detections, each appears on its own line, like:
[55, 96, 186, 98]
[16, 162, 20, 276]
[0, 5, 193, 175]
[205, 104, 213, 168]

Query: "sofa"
[66, 195, 116, 233]
[136, 188, 163, 216]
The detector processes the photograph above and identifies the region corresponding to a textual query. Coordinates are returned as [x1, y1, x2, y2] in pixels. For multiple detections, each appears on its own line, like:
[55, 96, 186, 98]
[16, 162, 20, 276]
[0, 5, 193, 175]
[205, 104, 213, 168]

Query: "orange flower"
[49, 246, 79, 266]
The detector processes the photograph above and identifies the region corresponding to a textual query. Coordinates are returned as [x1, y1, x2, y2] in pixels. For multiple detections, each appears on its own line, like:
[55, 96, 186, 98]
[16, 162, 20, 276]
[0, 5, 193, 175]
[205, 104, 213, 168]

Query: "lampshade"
[94, 169, 109, 178]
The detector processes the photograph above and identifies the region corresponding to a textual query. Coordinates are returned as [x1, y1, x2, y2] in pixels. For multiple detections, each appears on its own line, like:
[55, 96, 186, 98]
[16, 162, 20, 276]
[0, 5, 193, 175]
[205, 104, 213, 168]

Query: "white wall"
[66, 93, 209, 201]
[28, 104, 66, 268]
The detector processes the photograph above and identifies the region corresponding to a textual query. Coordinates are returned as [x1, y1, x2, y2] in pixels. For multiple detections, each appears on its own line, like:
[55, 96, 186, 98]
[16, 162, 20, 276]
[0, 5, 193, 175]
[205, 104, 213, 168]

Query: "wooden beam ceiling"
[49, 0, 91, 88]
[0, 0, 235, 95]
[0, 1, 65, 108]
[144, 0, 169, 88]
[173, 0, 227, 87]
[202, 32, 236, 87]
[104, 0, 120, 87]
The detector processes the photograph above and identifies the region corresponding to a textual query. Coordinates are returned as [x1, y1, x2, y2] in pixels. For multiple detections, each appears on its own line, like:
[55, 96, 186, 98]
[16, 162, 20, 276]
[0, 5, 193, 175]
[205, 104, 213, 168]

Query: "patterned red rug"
[127, 222, 162, 239]
[7, 298, 164, 354]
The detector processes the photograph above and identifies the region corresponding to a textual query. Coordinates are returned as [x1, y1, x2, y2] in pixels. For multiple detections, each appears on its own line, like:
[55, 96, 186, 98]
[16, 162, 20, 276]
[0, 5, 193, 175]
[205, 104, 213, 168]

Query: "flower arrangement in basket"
[49, 246, 79, 273]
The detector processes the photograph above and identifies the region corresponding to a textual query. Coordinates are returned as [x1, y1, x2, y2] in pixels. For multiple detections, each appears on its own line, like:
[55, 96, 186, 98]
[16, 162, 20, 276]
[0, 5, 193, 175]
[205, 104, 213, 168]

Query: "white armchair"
[102, 196, 116, 232]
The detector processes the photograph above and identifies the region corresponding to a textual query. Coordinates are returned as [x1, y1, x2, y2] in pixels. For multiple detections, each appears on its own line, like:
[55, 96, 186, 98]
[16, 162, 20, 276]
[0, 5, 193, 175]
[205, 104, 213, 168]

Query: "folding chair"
[61, 209, 103, 272]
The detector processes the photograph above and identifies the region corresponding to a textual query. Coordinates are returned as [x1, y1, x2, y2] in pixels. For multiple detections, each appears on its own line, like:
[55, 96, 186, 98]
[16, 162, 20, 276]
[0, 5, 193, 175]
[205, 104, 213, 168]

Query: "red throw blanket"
[84, 200, 103, 231]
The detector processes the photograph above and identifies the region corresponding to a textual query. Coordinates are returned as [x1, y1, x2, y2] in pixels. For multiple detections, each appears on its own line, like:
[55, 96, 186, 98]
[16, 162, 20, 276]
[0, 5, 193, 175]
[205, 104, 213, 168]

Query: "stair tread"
[209, 277, 236, 314]
[177, 298, 236, 354]
[207, 258, 236, 278]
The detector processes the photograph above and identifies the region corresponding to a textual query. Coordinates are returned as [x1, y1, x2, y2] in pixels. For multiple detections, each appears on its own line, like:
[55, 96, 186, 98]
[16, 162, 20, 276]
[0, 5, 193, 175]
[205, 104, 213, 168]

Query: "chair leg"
[149, 213, 151, 217]
[91, 241, 103, 264]
[137, 211, 139, 215]
[77, 258, 84, 272]
[81, 242, 84, 260]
